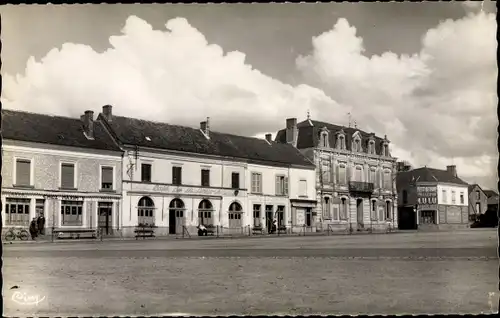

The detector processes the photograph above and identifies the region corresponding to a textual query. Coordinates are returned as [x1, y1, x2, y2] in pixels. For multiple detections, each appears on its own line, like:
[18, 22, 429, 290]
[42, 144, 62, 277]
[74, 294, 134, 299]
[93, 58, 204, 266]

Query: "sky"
[1, 2, 498, 190]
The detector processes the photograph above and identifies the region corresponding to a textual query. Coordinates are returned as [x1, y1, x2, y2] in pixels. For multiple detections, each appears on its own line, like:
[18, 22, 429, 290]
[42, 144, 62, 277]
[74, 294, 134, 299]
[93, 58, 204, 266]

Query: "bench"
[252, 226, 264, 235]
[56, 229, 97, 240]
[135, 226, 156, 239]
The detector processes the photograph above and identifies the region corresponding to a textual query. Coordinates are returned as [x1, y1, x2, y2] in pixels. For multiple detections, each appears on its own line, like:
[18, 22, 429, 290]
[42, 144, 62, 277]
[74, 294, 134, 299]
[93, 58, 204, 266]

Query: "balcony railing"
[348, 181, 375, 193]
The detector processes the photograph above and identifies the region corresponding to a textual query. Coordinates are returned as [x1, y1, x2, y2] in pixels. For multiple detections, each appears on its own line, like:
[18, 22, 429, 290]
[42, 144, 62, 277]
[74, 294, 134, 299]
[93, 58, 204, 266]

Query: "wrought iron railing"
[348, 181, 375, 193]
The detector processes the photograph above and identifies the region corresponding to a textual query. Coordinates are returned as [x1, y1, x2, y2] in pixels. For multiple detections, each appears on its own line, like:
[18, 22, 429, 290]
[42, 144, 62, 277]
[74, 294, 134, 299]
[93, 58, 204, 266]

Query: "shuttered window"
[275, 175, 288, 196]
[299, 180, 307, 197]
[15, 159, 31, 186]
[61, 163, 75, 189]
[101, 166, 113, 190]
[251, 173, 262, 193]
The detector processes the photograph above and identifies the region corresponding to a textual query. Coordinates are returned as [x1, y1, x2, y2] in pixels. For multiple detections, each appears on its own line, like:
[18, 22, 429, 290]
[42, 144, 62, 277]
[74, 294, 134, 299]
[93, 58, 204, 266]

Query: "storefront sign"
[151, 184, 241, 197]
[417, 186, 437, 205]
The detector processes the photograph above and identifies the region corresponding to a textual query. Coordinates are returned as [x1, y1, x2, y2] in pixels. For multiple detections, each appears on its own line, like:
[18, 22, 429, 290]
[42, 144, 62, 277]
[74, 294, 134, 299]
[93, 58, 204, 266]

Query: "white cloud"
[296, 12, 497, 189]
[2, 15, 343, 138]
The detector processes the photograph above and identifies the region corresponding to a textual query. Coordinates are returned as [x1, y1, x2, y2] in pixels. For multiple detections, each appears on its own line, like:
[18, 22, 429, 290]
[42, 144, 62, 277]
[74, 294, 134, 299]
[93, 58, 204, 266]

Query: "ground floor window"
[322, 197, 330, 219]
[276, 205, 285, 227]
[420, 210, 436, 224]
[5, 198, 30, 226]
[138, 196, 155, 226]
[371, 200, 377, 220]
[228, 202, 243, 228]
[340, 198, 348, 220]
[61, 200, 83, 226]
[385, 201, 392, 220]
[253, 204, 261, 227]
[198, 199, 214, 225]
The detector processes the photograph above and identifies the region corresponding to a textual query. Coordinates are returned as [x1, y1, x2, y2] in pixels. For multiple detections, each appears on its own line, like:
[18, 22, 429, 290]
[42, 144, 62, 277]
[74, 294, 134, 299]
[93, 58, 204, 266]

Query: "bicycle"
[4, 227, 30, 241]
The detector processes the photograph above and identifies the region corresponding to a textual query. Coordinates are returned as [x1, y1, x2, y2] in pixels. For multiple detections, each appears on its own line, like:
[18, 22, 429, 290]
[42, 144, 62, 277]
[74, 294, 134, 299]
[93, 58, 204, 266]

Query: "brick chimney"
[446, 165, 457, 178]
[102, 105, 113, 122]
[265, 134, 272, 143]
[286, 118, 298, 147]
[82, 110, 94, 139]
[200, 117, 210, 138]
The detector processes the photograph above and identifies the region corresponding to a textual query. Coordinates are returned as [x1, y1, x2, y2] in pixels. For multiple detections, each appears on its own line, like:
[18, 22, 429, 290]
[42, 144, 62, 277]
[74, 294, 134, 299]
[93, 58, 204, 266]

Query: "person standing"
[29, 218, 38, 240]
[37, 213, 46, 235]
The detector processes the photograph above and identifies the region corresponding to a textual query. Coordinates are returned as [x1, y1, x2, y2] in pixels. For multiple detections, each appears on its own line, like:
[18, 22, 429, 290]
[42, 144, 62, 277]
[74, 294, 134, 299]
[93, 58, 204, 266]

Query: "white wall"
[289, 167, 316, 201]
[437, 184, 469, 206]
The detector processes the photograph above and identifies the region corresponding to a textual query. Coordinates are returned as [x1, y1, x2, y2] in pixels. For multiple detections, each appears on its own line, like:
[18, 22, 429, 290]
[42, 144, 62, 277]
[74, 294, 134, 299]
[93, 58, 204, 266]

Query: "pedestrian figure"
[29, 218, 38, 240]
[37, 213, 46, 235]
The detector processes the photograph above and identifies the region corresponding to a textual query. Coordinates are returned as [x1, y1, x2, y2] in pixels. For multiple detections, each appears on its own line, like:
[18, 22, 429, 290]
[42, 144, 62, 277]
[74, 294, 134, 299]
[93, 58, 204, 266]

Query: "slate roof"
[1, 109, 122, 152]
[99, 115, 316, 168]
[396, 166, 469, 187]
[275, 119, 387, 155]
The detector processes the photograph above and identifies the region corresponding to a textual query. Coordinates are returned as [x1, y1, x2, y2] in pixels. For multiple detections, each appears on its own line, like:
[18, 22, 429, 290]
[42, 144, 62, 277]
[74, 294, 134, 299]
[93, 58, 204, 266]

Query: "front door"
[169, 209, 176, 234]
[98, 202, 113, 235]
[357, 199, 364, 229]
[175, 210, 184, 234]
[305, 208, 312, 227]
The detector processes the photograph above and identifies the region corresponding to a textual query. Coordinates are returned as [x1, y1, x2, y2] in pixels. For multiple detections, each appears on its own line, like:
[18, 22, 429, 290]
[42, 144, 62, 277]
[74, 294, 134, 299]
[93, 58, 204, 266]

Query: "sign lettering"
[152, 184, 239, 196]
[417, 186, 438, 207]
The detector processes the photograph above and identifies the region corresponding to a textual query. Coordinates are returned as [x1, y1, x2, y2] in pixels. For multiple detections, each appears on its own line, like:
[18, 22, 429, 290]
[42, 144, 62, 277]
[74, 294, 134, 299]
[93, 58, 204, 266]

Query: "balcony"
[348, 181, 374, 193]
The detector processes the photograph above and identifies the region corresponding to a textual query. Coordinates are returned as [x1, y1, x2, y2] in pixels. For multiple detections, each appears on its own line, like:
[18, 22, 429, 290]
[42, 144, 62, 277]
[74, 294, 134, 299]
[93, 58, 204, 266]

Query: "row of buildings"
[1, 105, 400, 237]
[2, 105, 494, 236]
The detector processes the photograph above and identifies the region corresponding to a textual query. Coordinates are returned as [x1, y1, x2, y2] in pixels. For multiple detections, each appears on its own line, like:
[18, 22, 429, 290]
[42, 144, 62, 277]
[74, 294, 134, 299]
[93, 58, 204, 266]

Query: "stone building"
[274, 117, 398, 232]
[97, 105, 317, 237]
[396, 165, 469, 230]
[1, 109, 123, 235]
[468, 184, 488, 221]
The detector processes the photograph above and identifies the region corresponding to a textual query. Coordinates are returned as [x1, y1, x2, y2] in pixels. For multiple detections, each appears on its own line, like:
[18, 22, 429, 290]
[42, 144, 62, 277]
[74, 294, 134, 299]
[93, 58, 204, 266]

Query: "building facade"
[468, 184, 488, 221]
[1, 109, 123, 235]
[275, 117, 398, 232]
[396, 165, 469, 230]
[97, 105, 317, 237]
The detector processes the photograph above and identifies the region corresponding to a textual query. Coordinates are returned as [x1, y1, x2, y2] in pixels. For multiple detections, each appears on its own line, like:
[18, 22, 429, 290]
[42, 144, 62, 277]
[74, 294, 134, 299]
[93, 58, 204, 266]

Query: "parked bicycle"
[4, 227, 30, 241]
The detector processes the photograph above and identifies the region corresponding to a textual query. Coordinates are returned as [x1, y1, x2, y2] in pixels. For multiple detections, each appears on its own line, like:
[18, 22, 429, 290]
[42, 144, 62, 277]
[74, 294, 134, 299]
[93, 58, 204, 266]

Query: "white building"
[1, 109, 123, 235]
[97, 105, 317, 236]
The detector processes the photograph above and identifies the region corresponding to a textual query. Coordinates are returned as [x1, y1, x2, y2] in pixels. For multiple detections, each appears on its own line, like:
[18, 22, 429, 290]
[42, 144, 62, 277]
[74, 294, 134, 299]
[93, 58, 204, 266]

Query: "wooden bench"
[252, 226, 264, 235]
[56, 229, 97, 240]
[135, 226, 156, 239]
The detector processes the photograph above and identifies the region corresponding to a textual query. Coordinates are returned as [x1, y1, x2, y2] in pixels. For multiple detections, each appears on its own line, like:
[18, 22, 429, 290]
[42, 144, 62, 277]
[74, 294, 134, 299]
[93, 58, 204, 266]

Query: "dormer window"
[368, 140, 375, 154]
[382, 143, 390, 157]
[320, 132, 329, 148]
[337, 135, 346, 150]
[353, 138, 362, 152]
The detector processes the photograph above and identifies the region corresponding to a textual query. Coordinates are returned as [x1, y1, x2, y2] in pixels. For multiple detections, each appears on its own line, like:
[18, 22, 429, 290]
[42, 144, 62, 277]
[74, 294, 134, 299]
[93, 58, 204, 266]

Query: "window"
[299, 180, 307, 197]
[332, 203, 340, 221]
[198, 200, 213, 225]
[476, 190, 481, 200]
[101, 166, 113, 190]
[402, 190, 408, 204]
[228, 202, 243, 228]
[253, 204, 261, 227]
[276, 205, 285, 227]
[5, 198, 30, 226]
[371, 200, 377, 219]
[141, 163, 152, 182]
[251, 173, 262, 193]
[172, 166, 182, 185]
[36, 199, 45, 217]
[265, 205, 274, 229]
[383, 144, 389, 156]
[321, 132, 329, 148]
[383, 170, 391, 189]
[336, 164, 347, 185]
[322, 161, 331, 183]
[323, 197, 331, 219]
[353, 139, 361, 152]
[442, 190, 447, 204]
[138, 196, 155, 226]
[61, 163, 76, 189]
[275, 175, 288, 196]
[451, 191, 456, 204]
[368, 141, 375, 154]
[231, 172, 240, 189]
[337, 135, 346, 150]
[460, 192, 464, 204]
[201, 169, 210, 187]
[355, 166, 363, 182]
[369, 167, 376, 184]
[15, 159, 31, 186]
[61, 200, 83, 226]
[385, 201, 392, 220]
[340, 198, 348, 220]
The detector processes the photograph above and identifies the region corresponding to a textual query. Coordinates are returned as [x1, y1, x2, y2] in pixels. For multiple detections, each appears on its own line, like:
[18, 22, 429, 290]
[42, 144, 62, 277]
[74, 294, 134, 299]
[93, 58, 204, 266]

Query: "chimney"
[446, 165, 457, 178]
[82, 110, 94, 139]
[200, 117, 210, 138]
[285, 117, 298, 147]
[265, 134, 272, 143]
[102, 105, 113, 122]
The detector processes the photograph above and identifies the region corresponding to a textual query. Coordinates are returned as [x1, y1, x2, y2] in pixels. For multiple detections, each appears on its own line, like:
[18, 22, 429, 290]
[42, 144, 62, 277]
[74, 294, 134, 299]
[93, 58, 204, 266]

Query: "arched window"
[385, 201, 392, 220]
[169, 198, 184, 209]
[371, 200, 377, 220]
[340, 197, 348, 220]
[228, 202, 243, 228]
[383, 144, 389, 156]
[198, 199, 214, 225]
[354, 139, 361, 152]
[402, 190, 408, 204]
[323, 197, 331, 219]
[321, 132, 329, 148]
[337, 135, 345, 150]
[369, 141, 375, 154]
[138, 196, 155, 226]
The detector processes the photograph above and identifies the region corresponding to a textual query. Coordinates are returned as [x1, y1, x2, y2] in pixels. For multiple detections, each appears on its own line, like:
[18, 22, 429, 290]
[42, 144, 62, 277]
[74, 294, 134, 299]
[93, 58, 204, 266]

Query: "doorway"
[265, 205, 274, 232]
[305, 208, 312, 227]
[356, 199, 364, 229]
[169, 198, 185, 234]
[98, 202, 113, 235]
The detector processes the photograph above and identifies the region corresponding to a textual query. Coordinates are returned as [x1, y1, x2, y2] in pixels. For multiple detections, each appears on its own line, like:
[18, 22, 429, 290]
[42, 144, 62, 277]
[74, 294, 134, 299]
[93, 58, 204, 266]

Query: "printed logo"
[11, 291, 46, 306]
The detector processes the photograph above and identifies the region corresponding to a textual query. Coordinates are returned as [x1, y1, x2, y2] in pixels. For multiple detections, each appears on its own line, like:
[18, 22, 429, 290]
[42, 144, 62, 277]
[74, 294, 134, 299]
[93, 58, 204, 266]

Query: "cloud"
[296, 12, 497, 188]
[2, 15, 343, 138]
